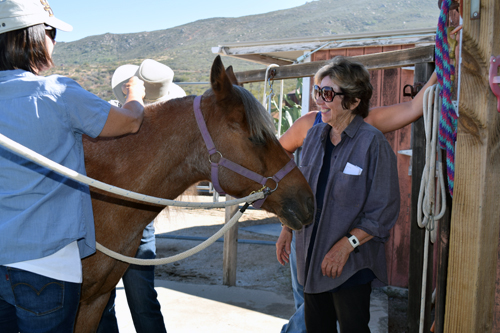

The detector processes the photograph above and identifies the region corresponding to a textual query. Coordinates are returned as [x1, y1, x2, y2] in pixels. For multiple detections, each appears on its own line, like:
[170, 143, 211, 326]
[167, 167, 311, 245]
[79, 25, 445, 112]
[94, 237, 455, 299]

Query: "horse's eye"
[249, 136, 266, 146]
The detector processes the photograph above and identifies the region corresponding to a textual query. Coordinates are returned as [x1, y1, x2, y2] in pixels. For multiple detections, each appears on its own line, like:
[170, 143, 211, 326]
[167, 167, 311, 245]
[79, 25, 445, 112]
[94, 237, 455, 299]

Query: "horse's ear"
[225, 66, 240, 86]
[210, 55, 234, 101]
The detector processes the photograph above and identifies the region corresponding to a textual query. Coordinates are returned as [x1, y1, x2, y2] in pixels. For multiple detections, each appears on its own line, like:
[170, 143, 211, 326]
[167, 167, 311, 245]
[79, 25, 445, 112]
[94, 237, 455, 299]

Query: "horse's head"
[198, 56, 314, 230]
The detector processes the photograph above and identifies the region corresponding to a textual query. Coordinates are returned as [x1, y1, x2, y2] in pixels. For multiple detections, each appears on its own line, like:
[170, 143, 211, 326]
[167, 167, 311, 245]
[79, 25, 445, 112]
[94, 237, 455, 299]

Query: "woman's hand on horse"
[99, 77, 146, 137]
[276, 226, 293, 265]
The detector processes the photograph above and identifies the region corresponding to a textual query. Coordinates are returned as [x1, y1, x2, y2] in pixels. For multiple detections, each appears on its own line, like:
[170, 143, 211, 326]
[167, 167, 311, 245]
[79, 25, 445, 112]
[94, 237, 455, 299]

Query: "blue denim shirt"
[0, 70, 110, 264]
[296, 115, 400, 294]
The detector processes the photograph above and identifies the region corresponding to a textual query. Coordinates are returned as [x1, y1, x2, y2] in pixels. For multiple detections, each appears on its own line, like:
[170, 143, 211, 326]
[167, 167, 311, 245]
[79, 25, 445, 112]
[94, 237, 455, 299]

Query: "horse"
[75, 55, 314, 331]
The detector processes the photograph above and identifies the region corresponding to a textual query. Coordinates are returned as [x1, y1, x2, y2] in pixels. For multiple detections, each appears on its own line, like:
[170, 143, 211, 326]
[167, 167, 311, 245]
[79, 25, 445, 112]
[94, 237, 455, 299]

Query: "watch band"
[346, 232, 360, 253]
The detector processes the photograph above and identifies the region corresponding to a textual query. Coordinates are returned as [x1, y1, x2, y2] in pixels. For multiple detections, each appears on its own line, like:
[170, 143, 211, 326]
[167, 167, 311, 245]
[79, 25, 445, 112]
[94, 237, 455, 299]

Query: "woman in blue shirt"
[0, 1, 145, 332]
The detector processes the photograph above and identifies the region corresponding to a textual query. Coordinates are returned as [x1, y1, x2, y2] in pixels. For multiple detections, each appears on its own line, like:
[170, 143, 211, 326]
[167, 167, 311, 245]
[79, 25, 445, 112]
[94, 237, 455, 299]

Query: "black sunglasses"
[313, 85, 344, 103]
[44, 24, 57, 41]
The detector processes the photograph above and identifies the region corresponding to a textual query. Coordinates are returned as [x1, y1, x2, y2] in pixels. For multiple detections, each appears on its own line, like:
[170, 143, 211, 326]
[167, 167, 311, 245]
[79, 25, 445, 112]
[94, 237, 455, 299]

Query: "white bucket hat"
[0, 0, 72, 34]
[112, 59, 186, 104]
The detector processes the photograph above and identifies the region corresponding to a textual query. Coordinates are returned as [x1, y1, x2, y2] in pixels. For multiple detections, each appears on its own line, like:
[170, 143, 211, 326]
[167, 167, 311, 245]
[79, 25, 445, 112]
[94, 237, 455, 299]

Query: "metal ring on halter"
[266, 177, 279, 193]
[208, 151, 223, 163]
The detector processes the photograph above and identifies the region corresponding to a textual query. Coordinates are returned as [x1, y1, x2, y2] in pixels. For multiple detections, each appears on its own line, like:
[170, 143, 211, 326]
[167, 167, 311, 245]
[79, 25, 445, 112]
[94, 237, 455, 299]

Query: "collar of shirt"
[319, 114, 364, 142]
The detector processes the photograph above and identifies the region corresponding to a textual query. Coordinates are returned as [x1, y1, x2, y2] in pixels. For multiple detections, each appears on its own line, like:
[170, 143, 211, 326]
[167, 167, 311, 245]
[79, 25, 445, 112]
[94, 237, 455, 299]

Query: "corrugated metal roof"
[212, 28, 436, 66]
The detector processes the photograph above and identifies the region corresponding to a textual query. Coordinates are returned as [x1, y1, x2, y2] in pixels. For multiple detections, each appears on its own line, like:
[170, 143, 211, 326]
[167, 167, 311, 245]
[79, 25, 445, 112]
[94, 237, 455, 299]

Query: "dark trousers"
[304, 282, 372, 333]
[97, 222, 166, 333]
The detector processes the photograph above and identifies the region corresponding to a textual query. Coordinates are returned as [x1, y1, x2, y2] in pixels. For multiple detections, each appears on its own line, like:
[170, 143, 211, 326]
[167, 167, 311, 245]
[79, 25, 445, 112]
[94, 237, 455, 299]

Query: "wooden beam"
[434, 150, 453, 333]
[444, 0, 500, 331]
[223, 195, 239, 286]
[226, 54, 292, 66]
[234, 45, 435, 83]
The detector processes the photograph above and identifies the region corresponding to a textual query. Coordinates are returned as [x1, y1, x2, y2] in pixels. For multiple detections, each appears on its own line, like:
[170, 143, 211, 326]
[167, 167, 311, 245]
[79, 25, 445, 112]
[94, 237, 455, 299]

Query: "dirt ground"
[152, 195, 409, 330]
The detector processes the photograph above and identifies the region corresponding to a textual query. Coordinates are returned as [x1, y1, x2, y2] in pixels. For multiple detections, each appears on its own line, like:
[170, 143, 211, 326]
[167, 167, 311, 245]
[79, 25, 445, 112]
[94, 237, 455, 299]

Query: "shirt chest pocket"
[330, 171, 367, 209]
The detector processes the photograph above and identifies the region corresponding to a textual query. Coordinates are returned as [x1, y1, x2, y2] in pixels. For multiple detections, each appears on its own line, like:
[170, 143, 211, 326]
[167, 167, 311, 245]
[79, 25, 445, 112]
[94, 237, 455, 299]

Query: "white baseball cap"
[0, 0, 72, 34]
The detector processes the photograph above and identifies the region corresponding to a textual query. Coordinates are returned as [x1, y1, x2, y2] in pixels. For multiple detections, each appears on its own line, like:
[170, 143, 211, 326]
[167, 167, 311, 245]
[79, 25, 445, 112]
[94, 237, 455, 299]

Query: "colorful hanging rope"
[435, 0, 457, 197]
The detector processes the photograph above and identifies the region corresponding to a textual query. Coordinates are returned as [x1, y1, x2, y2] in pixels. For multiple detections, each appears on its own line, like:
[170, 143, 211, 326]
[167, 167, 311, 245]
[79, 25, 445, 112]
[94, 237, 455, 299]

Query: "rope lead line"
[0, 131, 268, 264]
[0, 132, 265, 208]
[96, 206, 245, 266]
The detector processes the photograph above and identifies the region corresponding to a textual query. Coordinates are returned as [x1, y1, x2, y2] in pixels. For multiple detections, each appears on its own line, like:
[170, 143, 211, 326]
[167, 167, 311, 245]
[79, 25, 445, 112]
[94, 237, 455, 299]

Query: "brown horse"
[76, 56, 314, 331]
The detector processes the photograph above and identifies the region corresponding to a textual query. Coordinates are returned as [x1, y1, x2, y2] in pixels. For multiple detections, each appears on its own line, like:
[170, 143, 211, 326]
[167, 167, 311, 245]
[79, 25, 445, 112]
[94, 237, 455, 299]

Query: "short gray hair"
[314, 56, 373, 118]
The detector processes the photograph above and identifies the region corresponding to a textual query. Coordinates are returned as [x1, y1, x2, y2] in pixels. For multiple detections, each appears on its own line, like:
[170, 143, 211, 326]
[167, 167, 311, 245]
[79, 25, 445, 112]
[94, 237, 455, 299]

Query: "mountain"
[47, 0, 440, 100]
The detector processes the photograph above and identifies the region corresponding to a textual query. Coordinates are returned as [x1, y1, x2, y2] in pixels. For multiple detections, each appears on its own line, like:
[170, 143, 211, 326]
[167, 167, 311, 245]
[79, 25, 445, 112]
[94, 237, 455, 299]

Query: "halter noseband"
[193, 95, 297, 208]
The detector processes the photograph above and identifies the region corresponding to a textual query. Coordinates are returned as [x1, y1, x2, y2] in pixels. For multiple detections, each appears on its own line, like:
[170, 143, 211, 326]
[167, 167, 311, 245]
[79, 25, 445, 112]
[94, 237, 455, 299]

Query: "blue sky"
[48, 0, 310, 42]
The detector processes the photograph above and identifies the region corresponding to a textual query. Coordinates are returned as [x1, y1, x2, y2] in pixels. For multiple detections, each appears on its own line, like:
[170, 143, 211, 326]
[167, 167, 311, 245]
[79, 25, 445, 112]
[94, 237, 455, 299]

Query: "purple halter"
[193, 95, 297, 208]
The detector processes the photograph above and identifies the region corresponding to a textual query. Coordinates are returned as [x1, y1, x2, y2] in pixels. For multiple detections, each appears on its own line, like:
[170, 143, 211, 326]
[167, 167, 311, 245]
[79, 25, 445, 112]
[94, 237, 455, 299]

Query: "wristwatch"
[346, 232, 360, 253]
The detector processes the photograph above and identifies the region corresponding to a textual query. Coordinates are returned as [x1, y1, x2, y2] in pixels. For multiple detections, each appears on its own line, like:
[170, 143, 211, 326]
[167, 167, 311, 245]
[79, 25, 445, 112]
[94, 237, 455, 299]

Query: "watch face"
[349, 235, 359, 247]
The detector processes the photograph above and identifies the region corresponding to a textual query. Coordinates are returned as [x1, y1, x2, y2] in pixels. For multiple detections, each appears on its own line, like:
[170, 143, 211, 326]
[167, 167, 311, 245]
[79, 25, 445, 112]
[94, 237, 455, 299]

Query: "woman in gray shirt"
[294, 57, 400, 332]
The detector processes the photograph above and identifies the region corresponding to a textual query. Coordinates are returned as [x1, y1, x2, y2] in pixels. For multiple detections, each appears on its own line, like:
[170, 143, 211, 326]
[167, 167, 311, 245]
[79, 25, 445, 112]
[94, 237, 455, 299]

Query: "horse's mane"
[145, 86, 276, 144]
[232, 85, 277, 144]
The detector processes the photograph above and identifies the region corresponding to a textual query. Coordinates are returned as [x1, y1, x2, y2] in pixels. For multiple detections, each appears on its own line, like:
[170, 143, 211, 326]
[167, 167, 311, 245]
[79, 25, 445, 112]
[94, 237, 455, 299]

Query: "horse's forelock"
[233, 85, 276, 142]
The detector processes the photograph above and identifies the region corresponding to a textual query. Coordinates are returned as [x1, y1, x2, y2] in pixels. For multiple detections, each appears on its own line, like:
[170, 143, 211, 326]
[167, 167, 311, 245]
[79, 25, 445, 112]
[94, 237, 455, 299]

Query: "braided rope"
[435, 0, 457, 197]
[0, 132, 265, 208]
[96, 206, 247, 265]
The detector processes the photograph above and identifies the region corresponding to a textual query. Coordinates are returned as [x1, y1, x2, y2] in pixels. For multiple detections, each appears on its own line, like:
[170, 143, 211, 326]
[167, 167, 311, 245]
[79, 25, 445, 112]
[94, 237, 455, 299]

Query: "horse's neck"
[140, 99, 210, 196]
[85, 97, 210, 248]
[88, 98, 208, 198]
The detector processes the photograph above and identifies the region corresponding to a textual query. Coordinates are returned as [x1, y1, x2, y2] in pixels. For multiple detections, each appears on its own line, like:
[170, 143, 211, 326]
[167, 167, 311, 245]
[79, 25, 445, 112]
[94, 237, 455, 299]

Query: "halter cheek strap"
[193, 95, 297, 207]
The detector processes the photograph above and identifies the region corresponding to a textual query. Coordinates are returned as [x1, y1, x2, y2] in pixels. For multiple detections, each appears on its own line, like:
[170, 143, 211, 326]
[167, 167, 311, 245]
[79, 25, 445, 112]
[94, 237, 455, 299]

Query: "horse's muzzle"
[278, 192, 314, 231]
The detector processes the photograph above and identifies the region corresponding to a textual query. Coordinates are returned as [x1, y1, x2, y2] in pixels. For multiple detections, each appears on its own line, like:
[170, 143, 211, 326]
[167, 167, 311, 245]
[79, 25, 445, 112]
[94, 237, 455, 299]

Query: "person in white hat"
[0, 1, 145, 332]
[111, 59, 187, 106]
[98, 59, 187, 333]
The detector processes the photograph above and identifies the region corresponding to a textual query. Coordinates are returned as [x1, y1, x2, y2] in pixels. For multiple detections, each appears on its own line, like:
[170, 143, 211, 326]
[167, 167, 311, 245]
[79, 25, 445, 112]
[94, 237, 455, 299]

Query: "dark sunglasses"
[313, 85, 344, 103]
[44, 24, 57, 41]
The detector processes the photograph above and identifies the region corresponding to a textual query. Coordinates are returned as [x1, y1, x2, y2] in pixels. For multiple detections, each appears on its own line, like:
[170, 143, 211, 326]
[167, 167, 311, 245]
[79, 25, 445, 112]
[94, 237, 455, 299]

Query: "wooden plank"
[223, 195, 239, 286]
[408, 62, 434, 333]
[346, 48, 364, 57]
[388, 49, 414, 288]
[434, 151, 453, 333]
[366, 46, 383, 108]
[381, 45, 402, 288]
[226, 54, 292, 66]
[329, 48, 347, 58]
[444, 0, 500, 331]
[235, 45, 435, 83]
[215, 34, 436, 58]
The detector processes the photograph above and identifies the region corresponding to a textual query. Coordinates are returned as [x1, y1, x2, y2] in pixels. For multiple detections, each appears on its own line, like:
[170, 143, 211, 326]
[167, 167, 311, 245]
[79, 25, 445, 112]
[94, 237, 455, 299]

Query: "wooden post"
[444, 0, 500, 331]
[408, 62, 434, 333]
[223, 195, 239, 286]
[434, 151, 453, 333]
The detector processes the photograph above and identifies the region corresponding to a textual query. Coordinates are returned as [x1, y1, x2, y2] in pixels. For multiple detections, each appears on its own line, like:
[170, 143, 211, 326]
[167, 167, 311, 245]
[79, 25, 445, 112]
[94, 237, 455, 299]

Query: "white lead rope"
[417, 84, 448, 333]
[96, 206, 247, 265]
[0, 132, 265, 208]
[0, 132, 264, 265]
[417, 84, 447, 239]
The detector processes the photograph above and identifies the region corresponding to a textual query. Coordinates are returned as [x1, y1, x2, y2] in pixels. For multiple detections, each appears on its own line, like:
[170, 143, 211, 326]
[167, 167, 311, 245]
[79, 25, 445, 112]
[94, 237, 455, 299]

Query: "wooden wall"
[311, 45, 416, 288]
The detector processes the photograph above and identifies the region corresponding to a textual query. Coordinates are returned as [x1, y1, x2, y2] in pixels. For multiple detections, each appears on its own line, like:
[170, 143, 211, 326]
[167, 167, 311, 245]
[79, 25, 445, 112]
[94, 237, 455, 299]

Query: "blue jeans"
[281, 232, 307, 333]
[0, 266, 81, 333]
[98, 222, 166, 333]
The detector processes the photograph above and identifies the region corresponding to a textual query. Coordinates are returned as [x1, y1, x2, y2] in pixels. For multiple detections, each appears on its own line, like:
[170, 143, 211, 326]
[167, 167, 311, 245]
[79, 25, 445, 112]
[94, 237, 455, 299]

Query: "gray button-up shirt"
[296, 115, 400, 294]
